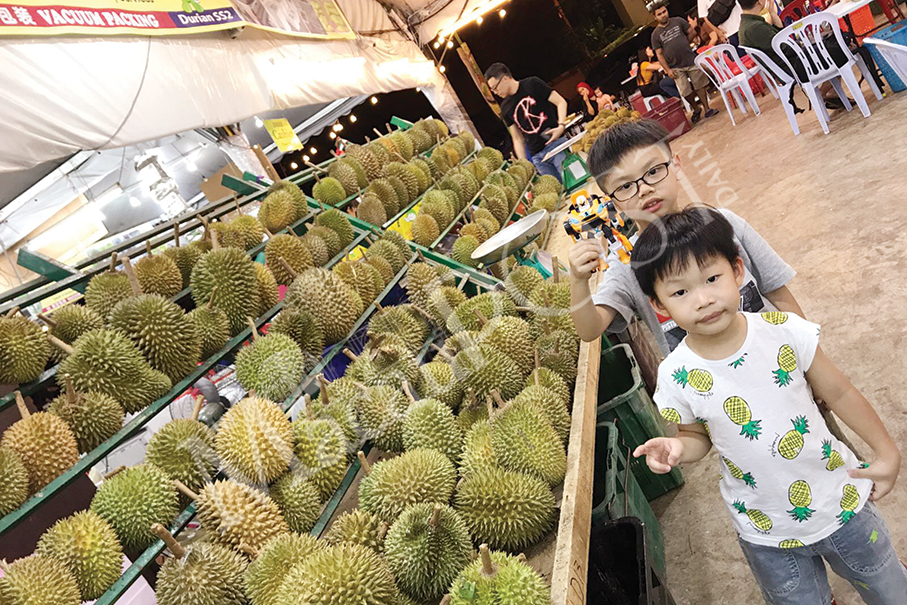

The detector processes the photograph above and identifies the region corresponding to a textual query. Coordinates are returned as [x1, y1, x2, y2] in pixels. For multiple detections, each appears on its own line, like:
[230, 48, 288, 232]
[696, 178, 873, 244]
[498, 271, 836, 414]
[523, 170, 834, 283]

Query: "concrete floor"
[548, 79, 907, 603]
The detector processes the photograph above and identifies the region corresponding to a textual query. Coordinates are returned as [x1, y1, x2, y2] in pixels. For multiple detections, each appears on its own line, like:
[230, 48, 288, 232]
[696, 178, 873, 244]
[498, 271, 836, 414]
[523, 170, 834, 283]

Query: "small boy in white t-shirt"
[632, 207, 905, 604]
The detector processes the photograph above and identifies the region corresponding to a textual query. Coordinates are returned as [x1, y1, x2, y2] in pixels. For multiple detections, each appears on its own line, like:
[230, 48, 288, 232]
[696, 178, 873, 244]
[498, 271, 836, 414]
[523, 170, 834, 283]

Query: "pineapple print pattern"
[733, 500, 773, 533]
[837, 484, 860, 525]
[672, 366, 713, 392]
[779, 416, 810, 460]
[661, 408, 681, 424]
[787, 480, 815, 522]
[822, 439, 845, 471]
[696, 417, 711, 439]
[723, 457, 756, 488]
[728, 354, 747, 369]
[779, 539, 805, 549]
[761, 311, 789, 325]
[723, 396, 762, 440]
[773, 344, 797, 387]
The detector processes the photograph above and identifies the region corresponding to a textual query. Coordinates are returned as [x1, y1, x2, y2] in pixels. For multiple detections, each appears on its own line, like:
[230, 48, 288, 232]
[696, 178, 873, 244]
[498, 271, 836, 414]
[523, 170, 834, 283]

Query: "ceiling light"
[349, 114, 357, 123]
[310, 147, 317, 154]
[447, 40, 454, 48]
[433, 41, 440, 49]
[129, 196, 141, 208]
[333, 123, 342, 131]
[439, 65, 446, 73]
[329, 132, 337, 139]
[499, 8, 506, 17]
[254, 116, 263, 128]
[303, 155, 310, 162]
[290, 162, 298, 169]
[370, 96, 378, 105]
[476, 15, 483, 24]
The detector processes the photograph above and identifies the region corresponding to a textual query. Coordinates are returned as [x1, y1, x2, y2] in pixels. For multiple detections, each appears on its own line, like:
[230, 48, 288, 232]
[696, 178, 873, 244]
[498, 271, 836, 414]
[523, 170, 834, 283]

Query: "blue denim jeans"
[738, 502, 907, 604]
[529, 137, 568, 183]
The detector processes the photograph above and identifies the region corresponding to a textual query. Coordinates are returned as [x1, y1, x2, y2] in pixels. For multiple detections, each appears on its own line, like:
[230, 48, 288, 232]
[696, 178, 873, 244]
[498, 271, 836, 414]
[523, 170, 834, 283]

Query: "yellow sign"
[386, 201, 422, 241]
[264, 118, 303, 153]
[40, 289, 82, 314]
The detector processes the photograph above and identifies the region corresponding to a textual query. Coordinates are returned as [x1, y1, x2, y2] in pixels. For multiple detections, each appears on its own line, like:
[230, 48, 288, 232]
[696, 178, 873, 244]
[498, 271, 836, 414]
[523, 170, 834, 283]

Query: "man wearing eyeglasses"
[484, 63, 570, 182]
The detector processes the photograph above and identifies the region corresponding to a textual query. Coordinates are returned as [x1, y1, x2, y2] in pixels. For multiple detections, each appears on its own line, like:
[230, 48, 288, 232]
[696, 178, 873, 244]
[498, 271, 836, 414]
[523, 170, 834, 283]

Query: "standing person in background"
[699, 0, 743, 50]
[637, 46, 680, 98]
[649, 0, 718, 123]
[576, 82, 597, 121]
[485, 63, 569, 182]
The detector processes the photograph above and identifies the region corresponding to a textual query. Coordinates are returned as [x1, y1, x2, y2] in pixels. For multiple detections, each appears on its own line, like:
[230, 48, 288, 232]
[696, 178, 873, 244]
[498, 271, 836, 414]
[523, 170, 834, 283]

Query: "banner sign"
[457, 41, 502, 117]
[0, 0, 353, 37]
[263, 118, 303, 152]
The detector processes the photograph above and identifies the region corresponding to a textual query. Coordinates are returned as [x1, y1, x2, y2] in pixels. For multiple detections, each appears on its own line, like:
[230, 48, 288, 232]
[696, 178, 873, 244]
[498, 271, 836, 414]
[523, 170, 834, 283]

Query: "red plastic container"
[642, 98, 690, 141]
[629, 91, 648, 115]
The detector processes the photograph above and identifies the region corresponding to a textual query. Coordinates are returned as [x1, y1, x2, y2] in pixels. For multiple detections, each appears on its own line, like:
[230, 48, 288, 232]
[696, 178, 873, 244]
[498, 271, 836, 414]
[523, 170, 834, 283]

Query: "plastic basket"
[596, 344, 684, 501]
[591, 420, 667, 582]
[865, 22, 907, 92]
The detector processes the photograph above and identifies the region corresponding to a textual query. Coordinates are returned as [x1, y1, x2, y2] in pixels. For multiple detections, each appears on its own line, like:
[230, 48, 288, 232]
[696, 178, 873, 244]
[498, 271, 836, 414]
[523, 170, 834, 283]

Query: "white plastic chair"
[772, 12, 883, 134]
[694, 44, 764, 125]
[863, 37, 907, 83]
[740, 46, 802, 135]
[643, 94, 667, 110]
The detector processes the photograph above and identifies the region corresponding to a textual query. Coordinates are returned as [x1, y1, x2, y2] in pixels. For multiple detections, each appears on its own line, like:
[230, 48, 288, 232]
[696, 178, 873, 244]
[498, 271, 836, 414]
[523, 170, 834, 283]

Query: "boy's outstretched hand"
[568, 238, 605, 282]
[848, 455, 901, 501]
[634, 437, 684, 474]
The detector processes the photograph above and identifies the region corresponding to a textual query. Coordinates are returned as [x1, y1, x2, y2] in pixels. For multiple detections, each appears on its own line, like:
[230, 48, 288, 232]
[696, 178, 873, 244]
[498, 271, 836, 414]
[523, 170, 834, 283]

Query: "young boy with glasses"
[568, 119, 802, 354]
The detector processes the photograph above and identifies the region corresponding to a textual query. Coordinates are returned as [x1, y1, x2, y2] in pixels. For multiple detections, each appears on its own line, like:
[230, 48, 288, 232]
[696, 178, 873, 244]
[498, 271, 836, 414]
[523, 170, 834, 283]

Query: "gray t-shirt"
[592, 208, 795, 355]
[651, 17, 697, 69]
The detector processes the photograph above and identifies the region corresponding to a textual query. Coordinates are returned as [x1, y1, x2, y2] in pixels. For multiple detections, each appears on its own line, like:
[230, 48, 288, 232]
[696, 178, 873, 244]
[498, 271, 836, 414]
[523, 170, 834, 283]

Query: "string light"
[290, 162, 298, 169]
[447, 40, 454, 48]
[349, 114, 357, 123]
[329, 131, 337, 139]
[303, 155, 310, 162]
[439, 65, 446, 73]
[310, 147, 317, 154]
[476, 15, 483, 24]
[499, 8, 506, 17]
[370, 96, 378, 105]
[433, 41, 440, 49]
[254, 116, 263, 128]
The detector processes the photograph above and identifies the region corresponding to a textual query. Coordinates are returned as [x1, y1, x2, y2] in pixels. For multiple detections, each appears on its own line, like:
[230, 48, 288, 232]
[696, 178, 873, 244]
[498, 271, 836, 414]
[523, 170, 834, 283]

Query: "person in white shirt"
[632, 207, 906, 604]
[698, 0, 743, 48]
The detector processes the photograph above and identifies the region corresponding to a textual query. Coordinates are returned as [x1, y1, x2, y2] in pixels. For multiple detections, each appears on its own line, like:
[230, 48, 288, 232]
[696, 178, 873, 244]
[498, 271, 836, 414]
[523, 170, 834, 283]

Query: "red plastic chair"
[779, 0, 809, 25]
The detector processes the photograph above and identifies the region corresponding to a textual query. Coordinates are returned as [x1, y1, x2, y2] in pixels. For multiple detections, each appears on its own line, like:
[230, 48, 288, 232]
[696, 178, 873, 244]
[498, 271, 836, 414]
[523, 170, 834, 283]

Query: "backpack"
[706, 0, 736, 27]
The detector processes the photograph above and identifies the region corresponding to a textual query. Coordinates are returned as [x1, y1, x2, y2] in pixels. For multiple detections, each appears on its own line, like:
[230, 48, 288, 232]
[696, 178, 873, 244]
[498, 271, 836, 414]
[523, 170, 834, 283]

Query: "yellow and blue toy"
[563, 189, 634, 272]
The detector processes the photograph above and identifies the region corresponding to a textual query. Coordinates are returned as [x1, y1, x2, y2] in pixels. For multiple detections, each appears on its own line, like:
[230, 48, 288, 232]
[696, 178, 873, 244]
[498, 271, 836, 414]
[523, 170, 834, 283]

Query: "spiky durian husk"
[215, 395, 294, 485]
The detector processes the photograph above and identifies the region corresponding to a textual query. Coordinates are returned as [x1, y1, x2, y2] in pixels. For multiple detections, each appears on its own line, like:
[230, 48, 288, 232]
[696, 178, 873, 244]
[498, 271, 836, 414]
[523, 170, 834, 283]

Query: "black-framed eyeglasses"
[608, 161, 671, 202]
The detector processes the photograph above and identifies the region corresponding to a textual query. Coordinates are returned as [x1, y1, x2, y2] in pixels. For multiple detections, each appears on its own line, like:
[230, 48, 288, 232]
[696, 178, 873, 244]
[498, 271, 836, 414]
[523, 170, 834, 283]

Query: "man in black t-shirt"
[484, 63, 569, 182]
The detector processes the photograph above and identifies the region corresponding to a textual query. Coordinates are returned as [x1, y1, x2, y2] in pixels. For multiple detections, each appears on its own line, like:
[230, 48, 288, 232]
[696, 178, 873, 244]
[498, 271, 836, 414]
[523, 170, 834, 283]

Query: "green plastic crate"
[591, 420, 667, 581]
[597, 343, 684, 500]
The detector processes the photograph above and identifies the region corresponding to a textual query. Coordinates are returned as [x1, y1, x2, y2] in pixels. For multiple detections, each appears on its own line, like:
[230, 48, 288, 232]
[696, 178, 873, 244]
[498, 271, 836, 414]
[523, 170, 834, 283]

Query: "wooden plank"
[550, 328, 602, 604]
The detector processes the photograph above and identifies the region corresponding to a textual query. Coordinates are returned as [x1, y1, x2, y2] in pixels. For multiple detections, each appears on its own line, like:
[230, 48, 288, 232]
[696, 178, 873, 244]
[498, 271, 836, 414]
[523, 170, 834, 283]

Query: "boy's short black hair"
[737, 0, 760, 10]
[631, 206, 740, 300]
[587, 119, 671, 189]
[484, 63, 512, 82]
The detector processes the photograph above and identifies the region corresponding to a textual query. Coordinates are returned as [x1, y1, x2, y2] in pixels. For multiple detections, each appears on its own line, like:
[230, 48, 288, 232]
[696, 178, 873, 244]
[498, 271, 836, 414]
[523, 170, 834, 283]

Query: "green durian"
[45, 304, 104, 364]
[514, 384, 571, 443]
[365, 255, 394, 285]
[191, 479, 288, 552]
[451, 235, 480, 268]
[478, 315, 533, 374]
[358, 448, 456, 524]
[385, 162, 419, 199]
[367, 141, 392, 166]
[356, 384, 410, 453]
[427, 286, 467, 325]
[215, 395, 294, 485]
[446, 292, 517, 334]
[48, 376, 124, 454]
[357, 193, 387, 226]
[527, 367, 570, 409]
[365, 179, 400, 216]
[315, 208, 355, 249]
[298, 233, 329, 266]
[254, 263, 280, 316]
[459, 222, 488, 243]
[0, 446, 28, 515]
[412, 213, 440, 247]
[0, 554, 81, 605]
[345, 144, 382, 181]
[84, 271, 133, 321]
[144, 410, 217, 495]
[0, 314, 50, 384]
[231, 214, 266, 249]
[328, 159, 362, 196]
[416, 361, 463, 410]
[305, 225, 342, 259]
[209, 222, 244, 250]
[402, 397, 462, 462]
[309, 376, 361, 446]
[504, 266, 544, 308]
[270, 471, 322, 533]
[271, 179, 308, 220]
[324, 509, 387, 552]
[312, 176, 347, 207]
[333, 260, 381, 306]
[269, 309, 325, 367]
[492, 400, 566, 486]
[476, 146, 504, 167]
[366, 240, 406, 274]
[186, 294, 231, 360]
[460, 420, 496, 476]
[291, 415, 349, 501]
[387, 175, 412, 205]
[265, 233, 314, 286]
[235, 328, 305, 403]
[155, 541, 249, 605]
[245, 533, 325, 605]
[367, 306, 428, 352]
[449, 547, 551, 605]
[451, 345, 524, 400]
[284, 268, 364, 345]
[532, 173, 563, 196]
[135, 249, 183, 298]
[404, 262, 441, 310]
[258, 189, 298, 233]
[190, 247, 259, 335]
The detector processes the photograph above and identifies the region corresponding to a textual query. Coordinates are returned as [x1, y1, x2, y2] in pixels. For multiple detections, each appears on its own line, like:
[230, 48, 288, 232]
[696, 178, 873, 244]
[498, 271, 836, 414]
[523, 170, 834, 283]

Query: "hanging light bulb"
[310, 147, 317, 154]
[438, 35, 446, 43]
[329, 131, 337, 139]
[349, 114, 357, 123]
[499, 8, 506, 17]
[303, 154, 311, 162]
[254, 116, 264, 128]
[447, 40, 454, 48]
[476, 15, 483, 24]
[439, 65, 446, 73]
[290, 162, 298, 169]
[370, 96, 378, 105]
[433, 41, 440, 49]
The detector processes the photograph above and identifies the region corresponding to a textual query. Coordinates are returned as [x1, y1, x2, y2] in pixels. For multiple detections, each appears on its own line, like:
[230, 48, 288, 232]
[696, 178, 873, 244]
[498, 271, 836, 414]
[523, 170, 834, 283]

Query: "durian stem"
[5, 306, 19, 318]
[416, 249, 428, 263]
[210, 228, 221, 251]
[552, 256, 560, 283]
[466, 206, 476, 223]
[304, 160, 328, 175]
[515, 307, 534, 313]
[104, 465, 126, 480]
[173, 479, 199, 501]
[145, 240, 154, 257]
[408, 305, 437, 325]
[479, 544, 496, 576]
[173, 223, 181, 247]
[372, 127, 383, 138]
[120, 256, 143, 296]
[150, 524, 187, 559]
[377, 521, 388, 543]
[534, 349, 541, 371]
[277, 257, 299, 280]
[317, 374, 331, 407]
[206, 286, 218, 309]
[440, 595, 451, 605]
[472, 308, 488, 326]
[357, 451, 371, 475]
[109, 252, 118, 272]
[541, 320, 552, 336]
[64, 374, 78, 406]
[541, 289, 551, 308]
[401, 380, 416, 404]
[233, 197, 242, 214]
[386, 123, 393, 134]
[262, 227, 274, 239]
[373, 301, 384, 312]
[491, 390, 506, 408]
[13, 391, 29, 420]
[534, 367, 540, 386]
[430, 503, 442, 528]
[467, 184, 487, 209]
[246, 317, 259, 341]
[47, 334, 74, 355]
[238, 542, 259, 558]
[365, 236, 376, 246]
[190, 395, 205, 422]
[342, 348, 358, 362]
[303, 394, 313, 419]
[486, 396, 494, 419]
[467, 388, 478, 409]
[37, 313, 56, 328]
[430, 344, 452, 361]
[516, 553, 528, 563]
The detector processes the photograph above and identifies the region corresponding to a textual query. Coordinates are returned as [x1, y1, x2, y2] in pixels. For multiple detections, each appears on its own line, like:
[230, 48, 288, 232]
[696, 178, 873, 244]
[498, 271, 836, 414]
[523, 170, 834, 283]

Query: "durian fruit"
[153, 526, 248, 605]
[271, 180, 308, 220]
[306, 224, 343, 259]
[460, 420, 496, 476]
[231, 214, 266, 250]
[324, 509, 387, 552]
[457, 389, 489, 431]
[1, 392, 79, 494]
[0, 447, 28, 515]
[479, 184, 511, 225]
[36, 510, 122, 601]
[385, 503, 473, 602]
[299, 233, 330, 266]
[269, 309, 325, 367]
[365, 240, 406, 274]
[215, 393, 294, 485]
[422, 190, 456, 223]
[528, 279, 576, 338]
[507, 163, 530, 190]
[416, 361, 464, 410]
[48, 375, 124, 454]
[473, 207, 500, 232]
[56, 329, 172, 414]
[365, 255, 395, 285]
[190, 245, 259, 335]
[365, 179, 400, 216]
[329, 158, 366, 196]
[367, 140, 393, 166]
[387, 175, 412, 206]
[491, 400, 566, 486]
[209, 221, 244, 250]
[401, 393, 463, 463]
[109, 274, 201, 382]
[245, 533, 325, 605]
[439, 330, 480, 358]
[310, 375, 361, 446]
[270, 470, 322, 533]
[477, 146, 504, 166]
[504, 266, 545, 307]
[367, 307, 428, 352]
[356, 384, 410, 453]
[451, 234, 480, 268]
[345, 144, 382, 181]
[412, 213, 440, 247]
[265, 233, 314, 286]
[259, 188, 298, 233]
[235, 320, 305, 403]
[84, 268, 133, 321]
[0, 554, 81, 605]
[532, 173, 563, 195]
[404, 262, 441, 310]
[43, 305, 103, 364]
[348, 339, 419, 390]
[284, 268, 364, 345]
[186, 289, 231, 360]
[478, 315, 533, 375]
[449, 546, 551, 605]
[428, 286, 467, 325]
[536, 328, 579, 384]
[291, 413, 349, 501]
[134, 243, 183, 298]
[357, 193, 387, 226]
[527, 367, 570, 409]
[0, 313, 50, 385]
[390, 131, 415, 160]
[273, 543, 399, 605]
[487, 170, 519, 199]
[358, 448, 456, 524]
[447, 292, 518, 334]
[409, 129, 433, 154]
[451, 345, 524, 400]
[145, 396, 218, 495]
[183, 479, 288, 552]
[459, 222, 488, 243]
[333, 260, 381, 306]
[514, 384, 571, 443]
[385, 162, 419, 199]
[454, 466, 556, 551]
[254, 263, 280, 316]
[312, 176, 347, 207]
[90, 464, 180, 552]
[532, 192, 559, 212]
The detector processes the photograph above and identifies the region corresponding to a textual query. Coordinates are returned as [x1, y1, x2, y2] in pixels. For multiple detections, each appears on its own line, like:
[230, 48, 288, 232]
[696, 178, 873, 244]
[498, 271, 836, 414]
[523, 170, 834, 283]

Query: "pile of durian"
[0, 255, 577, 605]
[572, 107, 643, 155]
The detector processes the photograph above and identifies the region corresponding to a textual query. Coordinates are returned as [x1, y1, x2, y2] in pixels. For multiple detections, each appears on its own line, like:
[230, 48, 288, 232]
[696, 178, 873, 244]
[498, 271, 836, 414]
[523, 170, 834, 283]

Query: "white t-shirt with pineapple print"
[654, 311, 873, 548]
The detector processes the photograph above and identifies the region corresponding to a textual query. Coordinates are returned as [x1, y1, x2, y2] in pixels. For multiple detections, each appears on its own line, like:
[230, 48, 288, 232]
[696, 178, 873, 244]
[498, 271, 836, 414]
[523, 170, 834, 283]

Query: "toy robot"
[563, 189, 634, 272]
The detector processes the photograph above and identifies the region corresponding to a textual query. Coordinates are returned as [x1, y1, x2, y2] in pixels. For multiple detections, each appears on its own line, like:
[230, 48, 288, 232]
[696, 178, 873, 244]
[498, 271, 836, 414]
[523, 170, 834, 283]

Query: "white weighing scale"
[471, 210, 561, 279]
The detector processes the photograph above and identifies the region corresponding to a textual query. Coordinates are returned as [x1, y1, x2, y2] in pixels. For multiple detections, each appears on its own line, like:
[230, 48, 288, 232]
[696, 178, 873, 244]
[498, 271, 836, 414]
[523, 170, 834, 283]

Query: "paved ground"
[548, 77, 907, 603]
